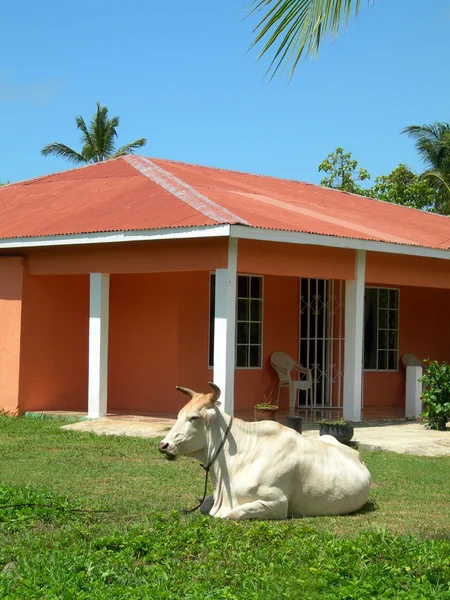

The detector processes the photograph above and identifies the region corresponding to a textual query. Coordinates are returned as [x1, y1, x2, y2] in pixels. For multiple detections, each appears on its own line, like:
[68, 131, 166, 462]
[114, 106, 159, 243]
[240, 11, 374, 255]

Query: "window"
[364, 287, 399, 371]
[236, 275, 263, 368]
[208, 274, 215, 368]
[209, 274, 263, 369]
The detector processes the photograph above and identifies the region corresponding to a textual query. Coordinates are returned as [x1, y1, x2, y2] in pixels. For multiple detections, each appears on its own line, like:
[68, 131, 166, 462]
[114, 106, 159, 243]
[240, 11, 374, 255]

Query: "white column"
[213, 238, 238, 415]
[88, 273, 110, 419]
[343, 250, 366, 422]
[405, 366, 423, 419]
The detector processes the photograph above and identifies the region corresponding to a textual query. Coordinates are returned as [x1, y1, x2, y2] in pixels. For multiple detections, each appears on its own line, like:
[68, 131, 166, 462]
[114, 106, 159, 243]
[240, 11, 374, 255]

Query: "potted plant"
[316, 419, 354, 444]
[254, 401, 279, 421]
[254, 384, 279, 421]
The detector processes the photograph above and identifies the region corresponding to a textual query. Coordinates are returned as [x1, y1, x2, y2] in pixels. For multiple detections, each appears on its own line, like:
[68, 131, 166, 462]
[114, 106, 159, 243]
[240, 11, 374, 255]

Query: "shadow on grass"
[197, 495, 378, 520]
[351, 500, 377, 515]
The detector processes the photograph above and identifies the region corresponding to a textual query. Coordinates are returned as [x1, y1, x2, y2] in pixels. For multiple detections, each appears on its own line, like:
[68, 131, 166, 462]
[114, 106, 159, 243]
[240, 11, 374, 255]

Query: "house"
[1, 155, 450, 422]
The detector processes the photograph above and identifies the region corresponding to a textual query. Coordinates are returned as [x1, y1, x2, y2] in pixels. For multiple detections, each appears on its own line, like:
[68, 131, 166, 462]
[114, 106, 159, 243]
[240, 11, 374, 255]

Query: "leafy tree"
[318, 147, 370, 194]
[318, 147, 438, 212]
[402, 123, 450, 215]
[41, 102, 147, 165]
[368, 164, 437, 212]
[250, 0, 367, 78]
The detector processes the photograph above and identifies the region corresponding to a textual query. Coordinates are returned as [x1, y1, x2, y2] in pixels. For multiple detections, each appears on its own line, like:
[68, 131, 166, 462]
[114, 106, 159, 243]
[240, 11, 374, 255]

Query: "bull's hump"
[246, 420, 300, 439]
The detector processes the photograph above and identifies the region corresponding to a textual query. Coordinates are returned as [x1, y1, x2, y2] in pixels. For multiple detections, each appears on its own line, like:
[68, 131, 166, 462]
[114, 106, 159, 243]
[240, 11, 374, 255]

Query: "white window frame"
[208, 272, 264, 370]
[208, 271, 215, 369]
[363, 286, 400, 373]
[235, 274, 264, 370]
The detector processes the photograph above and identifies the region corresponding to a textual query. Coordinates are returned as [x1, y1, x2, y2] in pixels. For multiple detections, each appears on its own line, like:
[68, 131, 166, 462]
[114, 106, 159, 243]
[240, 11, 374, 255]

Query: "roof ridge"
[124, 156, 249, 226]
[153, 156, 317, 187]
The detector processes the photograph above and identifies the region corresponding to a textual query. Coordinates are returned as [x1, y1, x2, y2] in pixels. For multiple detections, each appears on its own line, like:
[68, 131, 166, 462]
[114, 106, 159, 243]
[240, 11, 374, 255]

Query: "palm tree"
[249, 0, 369, 79]
[41, 102, 147, 164]
[402, 123, 450, 215]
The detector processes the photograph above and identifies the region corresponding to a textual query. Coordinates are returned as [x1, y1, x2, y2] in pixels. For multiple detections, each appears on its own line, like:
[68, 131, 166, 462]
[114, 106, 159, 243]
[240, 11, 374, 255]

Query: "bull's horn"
[208, 382, 221, 403]
[175, 386, 196, 398]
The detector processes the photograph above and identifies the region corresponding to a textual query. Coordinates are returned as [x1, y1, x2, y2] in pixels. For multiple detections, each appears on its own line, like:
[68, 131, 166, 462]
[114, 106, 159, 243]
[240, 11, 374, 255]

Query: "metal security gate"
[299, 279, 345, 408]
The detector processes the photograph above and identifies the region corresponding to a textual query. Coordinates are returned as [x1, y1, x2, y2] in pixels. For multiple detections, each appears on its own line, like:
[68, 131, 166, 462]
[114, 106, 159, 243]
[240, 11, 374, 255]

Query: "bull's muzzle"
[158, 440, 176, 460]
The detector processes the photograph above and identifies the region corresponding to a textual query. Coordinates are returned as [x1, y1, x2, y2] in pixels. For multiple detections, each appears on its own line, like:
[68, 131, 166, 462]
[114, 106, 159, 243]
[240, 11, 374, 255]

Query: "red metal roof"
[1, 155, 450, 250]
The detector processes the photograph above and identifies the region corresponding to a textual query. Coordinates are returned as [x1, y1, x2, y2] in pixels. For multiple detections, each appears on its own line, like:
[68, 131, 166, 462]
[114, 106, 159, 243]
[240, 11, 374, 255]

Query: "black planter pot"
[285, 415, 303, 433]
[319, 423, 354, 444]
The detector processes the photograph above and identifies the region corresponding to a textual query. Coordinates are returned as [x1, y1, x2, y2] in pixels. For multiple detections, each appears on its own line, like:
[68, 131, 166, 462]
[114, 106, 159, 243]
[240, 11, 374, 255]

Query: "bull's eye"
[189, 416, 200, 422]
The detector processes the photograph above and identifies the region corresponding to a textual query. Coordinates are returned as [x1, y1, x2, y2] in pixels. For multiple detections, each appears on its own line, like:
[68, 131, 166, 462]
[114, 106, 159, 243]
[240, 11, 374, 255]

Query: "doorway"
[299, 278, 345, 408]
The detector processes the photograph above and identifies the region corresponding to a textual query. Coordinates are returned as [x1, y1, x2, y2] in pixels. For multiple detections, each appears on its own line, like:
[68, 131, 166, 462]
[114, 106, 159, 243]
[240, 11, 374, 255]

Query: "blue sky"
[1, 0, 449, 185]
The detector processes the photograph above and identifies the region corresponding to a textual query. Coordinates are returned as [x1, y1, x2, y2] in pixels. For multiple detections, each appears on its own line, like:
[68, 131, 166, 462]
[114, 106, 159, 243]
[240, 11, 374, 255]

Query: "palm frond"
[88, 102, 110, 161]
[42, 101, 146, 164]
[249, 0, 365, 79]
[80, 142, 96, 163]
[402, 123, 450, 141]
[103, 115, 120, 159]
[418, 169, 450, 215]
[75, 115, 94, 150]
[112, 138, 147, 158]
[402, 123, 450, 169]
[421, 169, 450, 193]
[40, 143, 88, 164]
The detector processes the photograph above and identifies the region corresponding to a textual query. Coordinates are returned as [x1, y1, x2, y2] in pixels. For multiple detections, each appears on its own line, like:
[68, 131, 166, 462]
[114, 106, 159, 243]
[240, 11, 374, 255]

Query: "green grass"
[1, 414, 450, 599]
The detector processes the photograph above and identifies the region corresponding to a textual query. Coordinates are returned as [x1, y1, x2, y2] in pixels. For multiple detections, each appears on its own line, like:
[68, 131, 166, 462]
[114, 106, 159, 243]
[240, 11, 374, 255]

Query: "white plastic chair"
[270, 351, 312, 412]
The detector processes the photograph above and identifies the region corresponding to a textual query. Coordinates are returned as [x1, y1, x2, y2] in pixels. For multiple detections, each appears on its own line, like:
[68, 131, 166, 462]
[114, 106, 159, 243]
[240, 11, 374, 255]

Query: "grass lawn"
[1, 414, 449, 599]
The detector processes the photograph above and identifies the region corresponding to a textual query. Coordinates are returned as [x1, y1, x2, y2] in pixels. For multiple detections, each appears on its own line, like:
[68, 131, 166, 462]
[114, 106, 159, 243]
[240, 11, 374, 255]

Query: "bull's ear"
[204, 408, 217, 429]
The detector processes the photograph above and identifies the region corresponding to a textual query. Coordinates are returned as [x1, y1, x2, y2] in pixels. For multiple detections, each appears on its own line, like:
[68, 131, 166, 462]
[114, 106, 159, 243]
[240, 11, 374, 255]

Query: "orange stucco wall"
[107, 272, 298, 415]
[366, 252, 450, 289]
[107, 272, 211, 415]
[0, 258, 24, 414]
[14, 271, 450, 418]
[18, 273, 89, 413]
[26, 238, 228, 275]
[363, 284, 450, 411]
[5, 237, 450, 419]
[238, 240, 355, 279]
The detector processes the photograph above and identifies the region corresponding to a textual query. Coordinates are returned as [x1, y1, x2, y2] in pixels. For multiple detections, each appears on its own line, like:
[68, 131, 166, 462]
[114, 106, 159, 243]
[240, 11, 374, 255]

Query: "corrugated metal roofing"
[1, 155, 450, 250]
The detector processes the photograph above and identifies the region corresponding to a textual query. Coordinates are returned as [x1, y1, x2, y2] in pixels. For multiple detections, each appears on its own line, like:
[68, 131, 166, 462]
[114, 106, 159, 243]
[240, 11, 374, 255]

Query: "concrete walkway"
[62, 416, 175, 439]
[303, 422, 450, 457]
[61, 416, 450, 457]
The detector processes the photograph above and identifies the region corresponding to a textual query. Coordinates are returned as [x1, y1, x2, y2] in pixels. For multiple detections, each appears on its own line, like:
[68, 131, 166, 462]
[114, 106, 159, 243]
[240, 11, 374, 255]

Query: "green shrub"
[420, 360, 450, 430]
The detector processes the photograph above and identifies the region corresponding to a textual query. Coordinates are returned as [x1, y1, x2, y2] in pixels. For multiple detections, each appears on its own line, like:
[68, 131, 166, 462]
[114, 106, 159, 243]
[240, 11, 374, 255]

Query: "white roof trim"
[230, 225, 450, 261]
[0, 222, 449, 261]
[0, 224, 231, 249]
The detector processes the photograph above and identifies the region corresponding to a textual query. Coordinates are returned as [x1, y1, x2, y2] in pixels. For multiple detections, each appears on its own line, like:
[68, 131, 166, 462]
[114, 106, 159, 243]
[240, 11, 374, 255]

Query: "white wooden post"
[88, 273, 110, 419]
[343, 250, 366, 422]
[213, 238, 238, 415]
[405, 366, 423, 419]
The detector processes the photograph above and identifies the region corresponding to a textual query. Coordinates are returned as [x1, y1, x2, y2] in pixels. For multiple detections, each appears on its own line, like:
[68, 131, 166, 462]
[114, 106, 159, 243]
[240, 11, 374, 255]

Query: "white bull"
[159, 383, 371, 520]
